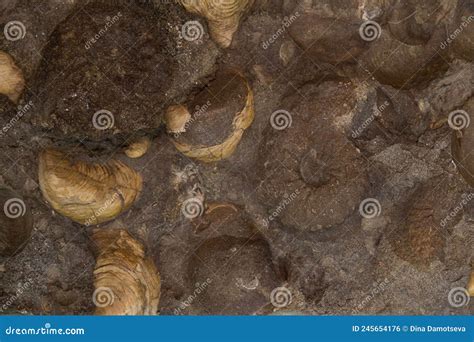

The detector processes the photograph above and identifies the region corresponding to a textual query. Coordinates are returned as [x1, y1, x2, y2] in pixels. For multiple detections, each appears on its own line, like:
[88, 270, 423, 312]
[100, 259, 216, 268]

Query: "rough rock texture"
[0, 0, 473, 316]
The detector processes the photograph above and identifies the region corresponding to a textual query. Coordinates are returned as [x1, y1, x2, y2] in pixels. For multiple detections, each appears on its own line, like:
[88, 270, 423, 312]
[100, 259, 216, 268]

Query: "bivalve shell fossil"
[38, 149, 142, 225]
[92, 229, 161, 315]
[0, 51, 25, 103]
[166, 70, 254, 162]
[124, 136, 151, 159]
[179, 0, 254, 48]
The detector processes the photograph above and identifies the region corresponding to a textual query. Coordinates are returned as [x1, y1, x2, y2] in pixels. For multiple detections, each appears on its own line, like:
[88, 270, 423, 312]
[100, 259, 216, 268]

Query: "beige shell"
[165, 105, 191, 134]
[167, 72, 254, 162]
[92, 229, 161, 315]
[0, 51, 25, 103]
[179, 0, 254, 48]
[124, 137, 151, 159]
[469, 269, 474, 297]
[38, 149, 142, 225]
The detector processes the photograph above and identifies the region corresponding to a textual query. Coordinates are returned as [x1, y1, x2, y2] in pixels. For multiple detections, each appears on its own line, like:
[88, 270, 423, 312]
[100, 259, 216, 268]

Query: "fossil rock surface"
[0, 0, 473, 316]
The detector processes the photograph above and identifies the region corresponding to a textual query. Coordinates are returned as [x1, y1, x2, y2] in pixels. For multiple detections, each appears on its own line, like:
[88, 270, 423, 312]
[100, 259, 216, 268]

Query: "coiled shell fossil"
[179, 0, 254, 48]
[38, 149, 142, 225]
[0, 187, 32, 256]
[257, 80, 367, 232]
[92, 229, 161, 315]
[0, 51, 25, 103]
[166, 70, 254, 162]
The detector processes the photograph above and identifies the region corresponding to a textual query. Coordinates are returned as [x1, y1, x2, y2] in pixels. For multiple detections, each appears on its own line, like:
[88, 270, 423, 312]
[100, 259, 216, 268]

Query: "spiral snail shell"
[0, 187, 32, 256]
[92, 229, 161, 315]
[0, 51, 25, 103]
[38, 149, 142, 225]
[179, 0, 254, 48]
[166, 70, 254, 162]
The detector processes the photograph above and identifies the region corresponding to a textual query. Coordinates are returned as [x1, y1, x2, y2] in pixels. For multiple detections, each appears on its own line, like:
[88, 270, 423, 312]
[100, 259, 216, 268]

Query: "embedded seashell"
[451, 98, 474, 186]
[387, 0, 453, 46]
[165, 105, 191, 134]
[92, 229, 161, 315]
[166, 70, 254, 162]
[31, 2, 175, 139]
[257, 81, 367, 232]
[0, 51, 25, 103]
[169, 203, 282, 314]
[288, 15, 367, 64]
[179, 0, 254, 48]
[38, 149, 142, 225]
[124, 137, 151, 159]
[469, 269, 474, 297]
[0, 187, 32, 256]
[360, 28, 449, 88]
[391, 181, 446, 267]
